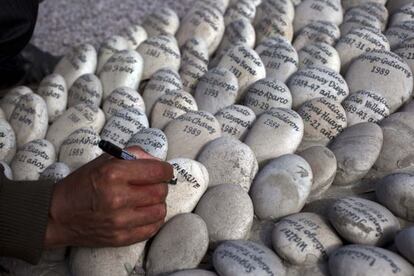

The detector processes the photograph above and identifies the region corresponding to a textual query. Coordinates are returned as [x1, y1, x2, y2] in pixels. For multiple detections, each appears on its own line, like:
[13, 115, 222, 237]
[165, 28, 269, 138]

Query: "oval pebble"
[298, 42, 341, 72]
[37, 73, 68, 122]
[169, 269, 217, 276]
[255, 13, 293, 44]
[390, 3, 414, 26]
[293, 21, 341, 52]
[0, 86, 33, 120]
[385, 21, 414, 49]
[68, 73, 103, 108]
[215, 104, 256, 140]
[0, 120, 16, 164]
[126, 128, 168, 160]
[341, 9, 384, 35]
[394, 37, 414, 76]
[224, 0, 256, 25]
[142, 7, 180, 37]
[343, 0, 386, 10]
[395, 227, 414, 264]
[97, 35, 129, 73]
[255, 0, 295, 24]
[121, 24, 148, 50]
[102, 87, 145, 118]
[39, 162, 71, 182]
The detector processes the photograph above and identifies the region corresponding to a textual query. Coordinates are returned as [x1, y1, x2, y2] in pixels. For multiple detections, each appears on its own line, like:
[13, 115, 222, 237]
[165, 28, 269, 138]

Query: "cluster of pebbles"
[1, 0, 414, 275]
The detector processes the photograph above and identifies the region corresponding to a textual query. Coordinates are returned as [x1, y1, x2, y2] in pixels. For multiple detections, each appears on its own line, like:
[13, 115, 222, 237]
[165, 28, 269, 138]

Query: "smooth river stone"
[165, 158, 209, 220]
[396, 227, 414, 264]
[385, 21, 414, 50]
[336, 27, 390, 72]
[250, 154, 313, 220]
[0, 108, 5, 120]
[97, 35, 129, 73]
[391, 3, 414, 26]
[272, 212, 342, 265]
[164, 111, 221, 160]
[195, 184, 254, 244]
[293, 20, 341, 52]
[10, 94, 48, 148]
[126, 128, 168, 160]
[215, 104, 256, 140]
[0, 120, 16, 164]
[121, 24, 148, 50]
[146, 214, 209, 276]
[345, 3, 388, 30]
[248, 218, 275, 249]
[194, 67, 238, 113]
[346, 49, 413, 113]
[101, 108, 148, 148]
[255, 0, 295, 24]
[329, 122, 383, 186]
[151, 90, 198, 130]
[400, 100, 414, 112]
[255, 13, 293, 44]
[70, 242, 146, 276]
[376, 173, 414, 221]
[298, 146, 337, 202]
[298, 97, 347, 150]
[102, 87, 145, 118]
[0, 161, 13, 180]
[342, 0, 386, 10]
[298, 42, 341, 73]
[68, 73, 103, 107]
[138, 35, 181, 80]
[193, 0, 229, 14]
[394, 38, 414, 76]
[341, 9, 384, 35]
[54, 44, 97, 88]
[255, 35, 298, 83]
[0, 86, 33, 120]
[293, 0, 343, 33]
[11, 139, 56, 181]
[198, 136, 258, 191]
[177, 7, 225, 55]
[99, 49, 144, 100]
[212, 240, 286, 276]
[142, 7, 180, 37]
[245, 108, 304, 164]
[39, 162, 71, 182]
[142, 68, 183, 117]
[37, 73, 67, 122]
[223, 0, 256, 25]
[342, 90, 390, 126]
[59, 128, 103, 171]
[288, 65, 349, 109]
[328, 197, 400, 246]
[243, 78, 292, 115]
[169, 269, 217, 276]
[218, 45, 266, 94]
[329, 245, 414, 276]
[46, 103, 105, 151]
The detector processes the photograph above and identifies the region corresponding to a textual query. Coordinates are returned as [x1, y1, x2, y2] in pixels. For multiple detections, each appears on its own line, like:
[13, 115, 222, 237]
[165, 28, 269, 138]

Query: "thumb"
[125, 146, 159, 160]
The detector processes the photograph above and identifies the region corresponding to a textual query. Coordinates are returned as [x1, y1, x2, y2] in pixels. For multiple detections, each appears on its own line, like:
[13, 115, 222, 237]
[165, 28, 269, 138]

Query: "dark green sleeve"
[0, 175, 55, 264]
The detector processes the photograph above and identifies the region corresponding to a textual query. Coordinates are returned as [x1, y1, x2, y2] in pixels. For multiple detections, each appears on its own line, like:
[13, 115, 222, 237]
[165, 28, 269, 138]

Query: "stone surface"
[0, 161, 13, 180]
[342, 0, 386, 10]
[255, 0, 295, 24]
[390, 3, 414, 26]
[385, 21, 414, 50]
[395, 227, 414, 264]
[97, 35, 129, 73]
[328, 197, 400, 246]
[215, 104, 256, 140]
[146, 214, 209, 276]
[39, 162, 71, 182]
[293, 21, 341, 52]
[341, 8, 384, 35]
[250, 154, 313, 220]
[298, 42, 341, 73]
[255, 14, 293, 44]
[121, 24, 148, 50]
[68, 73, 103, 107]
[244, 108, 304, 164]
[37, 73, 68, 122]
[224, 0, 256, 25]
[142, 7, 180, 37]
[169, 269, 217, 276]
[126, 128, 168, 160]
[248, 218, 275, 249]
[345, 3, 388, 29]
[394, 37, 414, 78]
[0, 86, 33, 120]
[0, 120, 16, 164]
[102, 86, 145, 118]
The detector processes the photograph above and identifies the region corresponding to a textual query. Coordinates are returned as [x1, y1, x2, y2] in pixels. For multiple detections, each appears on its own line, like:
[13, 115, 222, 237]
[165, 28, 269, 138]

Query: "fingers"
[111, 220, 164, 247]
[125, 146, 158, 160]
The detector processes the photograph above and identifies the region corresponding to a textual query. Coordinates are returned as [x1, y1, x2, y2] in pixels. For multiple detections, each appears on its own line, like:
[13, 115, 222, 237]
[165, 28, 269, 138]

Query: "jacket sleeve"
[0, 174, 55, 264]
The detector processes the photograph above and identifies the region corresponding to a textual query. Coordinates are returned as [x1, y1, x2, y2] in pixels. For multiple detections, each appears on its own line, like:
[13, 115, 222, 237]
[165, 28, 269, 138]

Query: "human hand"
[44, 147, 173, 249]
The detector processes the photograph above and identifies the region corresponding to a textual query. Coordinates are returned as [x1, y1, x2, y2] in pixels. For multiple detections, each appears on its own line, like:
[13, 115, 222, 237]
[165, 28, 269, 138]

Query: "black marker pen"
[99, 140, 177, 185]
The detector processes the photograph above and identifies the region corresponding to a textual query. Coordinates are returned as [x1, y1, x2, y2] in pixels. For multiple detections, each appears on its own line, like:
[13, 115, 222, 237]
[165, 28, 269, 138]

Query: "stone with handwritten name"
[0, 86, 33, 120]
[298, 97, 347, 150]
[215, 104, 256, 140]
[68, 73, 103, 108]
[151, 90, 198, 129]
[193, 0, 230, 14]
[243, 78, 292, 115]
[390, 3, 414, 26]
[10, 94, 48, 148]
[54, 44, 97, 88]
[385, 21, 414, 50]
[328, 197, 400, 246]
[213, 240, 286, 276]
[39, 162, 71, 182]
[137, 35, 181, 80]
[342, 90, 390, 126]
[142, 7, 180, 37]
[341, 9, 384, 36]
[198, 136, 258, 191]
[346, 3, 388, 30]
[46, 103, 105, 151]
[121, 24, 148, 50]
[346, 49, 413, 113]
[255, 0, 295, 25]
[396, 227, 414, 264]
[255, 35, 298, 83]
[298, 42, 341, 73]
[401, 100, 414, 113]
[342, 0, 386, 10]
[244, 108, 304, 164]
[298, 146, 337, 202]
[389, 0, 414, 13]
[169, 269, 217, 276]
[194, 67, 238, 113]
[0, 120, 16, 164]
[146, 213, 208, 276]
[0, 161, 13, 180]
[37, 73, 68, 122]
[329, 244, 414, 276]
[293, 20, 341, 52]
[165, 158, 209, 220]
[250, 154, 313, 220]
[255, 14, 293, 44]
[164, 110, 221, 160]
[285, 262, 329, 276]
[11, 139, 56, 181]
[102, 87, 145, 118]
[97, 35, 129, 73]
[224, 0, 256, 25]
[394, 37, 414, 77]
[376, 173, 414, 221]
[272, 212, 342, 265]
[127, 128, 168, 160]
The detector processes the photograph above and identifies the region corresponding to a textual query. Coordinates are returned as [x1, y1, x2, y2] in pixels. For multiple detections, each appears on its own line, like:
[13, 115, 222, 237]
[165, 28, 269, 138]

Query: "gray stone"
[37, 73, 68, 122]
[97, 35, 129, 73]
[215, 104, 256, 140]
[68, 73, 103, 108]
[142, 7, 180, 37]
[395, 227, 414, 264]
[390, 3, 414, 26]
[127, 128, 168, 160]
[169, 269, 217, 276]
[255, 0, 295, 25]
[345, 3, 388, 30]
[385, 21, 414, 50]
[293, 21, 340, 52]
[400, 100, 414, 113]
[0, 120, 16, 164]
[0, 86, 33, 121]
[298, 42, 341, 72]
[394, 37, 414, 79]
[255, 14, 293, 45]
[248, 218, 275, 249]
[224, 0, 256, 25]
[121, 24, 148, 50]
[102, 86, 145, 118]
[39, 162, 71, 182]
[343, 0, 386, 10]
[341, 9, 384, 35]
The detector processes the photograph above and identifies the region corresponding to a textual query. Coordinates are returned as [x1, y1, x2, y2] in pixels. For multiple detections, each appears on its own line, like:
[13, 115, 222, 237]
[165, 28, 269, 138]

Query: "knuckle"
[109, 215, 125, 229]
[153, 203, 167, 221]
[109, 195, 125, 210]
[154, 184, 168, 200]
[100, 164, 121, 182]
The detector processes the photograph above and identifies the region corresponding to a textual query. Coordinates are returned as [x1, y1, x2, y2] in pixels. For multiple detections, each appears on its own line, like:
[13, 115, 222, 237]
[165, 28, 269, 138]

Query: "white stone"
[97, 35, 129, 73]
[68, 73, 103, 107]
[169, 270, 217, 276]
[0, 161, 13, 180]
[255, 0, 295, 24]
[215, 104, 256, 140]
[401, 100, 414, 113]
[127, 128, 168, 160]
[342, 0, 386, 10]
[193, 0, 229, 14]
[102, 87, 145, 118]
[293, 21, 341, 52]
[390, 3, 414, 26]
[39, 162, 71, 182]
[142, 7, 180, 37]
[0, 86, 33, 120]
[341, 9, 384, 35]
[244, 108, 304, 164]
[0, 120, 16, 164]
[346, 3, 388, 30]
[54, 44, 97, 88]
[9, 93, 48, 148]
[394, 37, 414, 78]
[250, 154, 313, 220]
[59, 128, 103, 171]
[395, 227, 414, 264]
[37, 73, 68, 122]
[224, 0, 256, 25]
[11, 139, 56, 181]
[165, 159, 209, 221]
[121, 24, 148, 50]
[255, 14, 293, 44]
[388, 0, 414, 14]
[298, 42, 341, 72]
[385, 21, 414, 49]
[198, 136, 258, 191]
